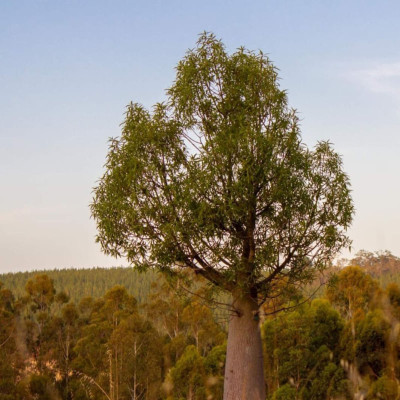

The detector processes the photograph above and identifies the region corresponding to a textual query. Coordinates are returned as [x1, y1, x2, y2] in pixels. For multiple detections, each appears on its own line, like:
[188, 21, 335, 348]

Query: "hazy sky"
[1, 1, 400, 272]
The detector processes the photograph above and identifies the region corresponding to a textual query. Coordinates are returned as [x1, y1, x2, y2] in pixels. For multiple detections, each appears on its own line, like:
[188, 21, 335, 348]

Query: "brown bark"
[223, 292, 265, 400]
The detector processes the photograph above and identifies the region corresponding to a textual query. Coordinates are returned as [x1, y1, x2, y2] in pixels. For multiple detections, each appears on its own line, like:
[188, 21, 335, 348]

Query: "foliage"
[166, 345, 206, 400]
[272, 384, 296, 400]
[355, 309, 390, 376]
[263, 299, 349, 399]
[367, 375, 399, 400]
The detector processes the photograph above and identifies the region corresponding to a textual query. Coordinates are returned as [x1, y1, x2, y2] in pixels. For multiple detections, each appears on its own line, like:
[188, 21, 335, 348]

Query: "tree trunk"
[223, 293, 265, 400]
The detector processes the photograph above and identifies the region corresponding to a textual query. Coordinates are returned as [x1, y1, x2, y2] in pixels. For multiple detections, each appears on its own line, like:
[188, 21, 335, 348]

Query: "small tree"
[91, 33, 354, 399]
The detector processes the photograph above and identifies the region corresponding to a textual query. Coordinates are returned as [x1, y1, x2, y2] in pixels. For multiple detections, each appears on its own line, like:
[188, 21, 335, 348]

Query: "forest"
[1, 251, 400, 399]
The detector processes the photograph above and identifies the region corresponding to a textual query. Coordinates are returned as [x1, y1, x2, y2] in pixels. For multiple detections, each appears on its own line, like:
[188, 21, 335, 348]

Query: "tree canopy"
[91, 32, 354, 303]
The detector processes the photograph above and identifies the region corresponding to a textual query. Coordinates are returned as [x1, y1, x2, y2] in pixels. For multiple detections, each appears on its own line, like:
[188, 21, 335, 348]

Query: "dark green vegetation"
[1, 250, 400, 399]
[91, 32, 354, 399]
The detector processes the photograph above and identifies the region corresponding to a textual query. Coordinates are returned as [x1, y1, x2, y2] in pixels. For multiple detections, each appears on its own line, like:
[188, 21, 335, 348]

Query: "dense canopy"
[91, 33, 354, 302]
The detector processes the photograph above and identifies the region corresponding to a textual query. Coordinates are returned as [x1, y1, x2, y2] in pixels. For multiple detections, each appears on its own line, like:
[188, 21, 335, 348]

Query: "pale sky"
[1, 1, 400, 272]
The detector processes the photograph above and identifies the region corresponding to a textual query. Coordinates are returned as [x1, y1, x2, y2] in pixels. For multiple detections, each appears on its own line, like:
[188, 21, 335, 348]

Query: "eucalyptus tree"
[91, 33, 354, 399]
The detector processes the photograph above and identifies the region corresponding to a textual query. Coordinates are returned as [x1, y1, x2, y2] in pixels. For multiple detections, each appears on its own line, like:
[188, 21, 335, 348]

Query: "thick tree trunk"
[223, 293, 265, 400]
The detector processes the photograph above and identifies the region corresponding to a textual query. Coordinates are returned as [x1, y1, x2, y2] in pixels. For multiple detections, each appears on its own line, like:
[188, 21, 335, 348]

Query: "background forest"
[1, 250, 400, 400]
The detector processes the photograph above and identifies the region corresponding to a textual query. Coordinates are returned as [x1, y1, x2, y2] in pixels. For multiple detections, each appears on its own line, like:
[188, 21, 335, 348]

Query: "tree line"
[2, 256, 400, 399]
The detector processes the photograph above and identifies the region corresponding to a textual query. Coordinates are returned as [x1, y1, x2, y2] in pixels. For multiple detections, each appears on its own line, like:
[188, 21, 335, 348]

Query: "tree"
[355, 309, 390, 377]
[73, 286, 147, 400]
[109, 314, 162, 400]
[91, 32, 354, 399]
[165, 345, 207, 400]
[0, 283, 22, 400]
[24, 274, 57, 373]
[25, 274, 56, 314]
[40, 303, 81, 400]
[326, 266, 379, 336]
[182, 299, 225, 355]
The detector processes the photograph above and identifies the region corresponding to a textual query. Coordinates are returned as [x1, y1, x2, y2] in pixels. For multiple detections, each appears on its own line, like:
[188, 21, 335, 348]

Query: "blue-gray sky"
[1, 0, 400, 272]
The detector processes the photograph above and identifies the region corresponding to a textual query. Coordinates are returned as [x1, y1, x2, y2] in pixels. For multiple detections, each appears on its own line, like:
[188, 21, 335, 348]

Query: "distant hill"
[344, 250, 400, 287]
[0, 266, 160, 303]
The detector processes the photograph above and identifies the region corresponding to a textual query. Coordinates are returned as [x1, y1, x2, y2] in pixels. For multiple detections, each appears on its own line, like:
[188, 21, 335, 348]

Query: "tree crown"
[91, 33, 354, 303]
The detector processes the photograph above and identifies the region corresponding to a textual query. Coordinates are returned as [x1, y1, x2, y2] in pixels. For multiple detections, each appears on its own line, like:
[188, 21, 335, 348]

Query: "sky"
[1, 0, 400, 272]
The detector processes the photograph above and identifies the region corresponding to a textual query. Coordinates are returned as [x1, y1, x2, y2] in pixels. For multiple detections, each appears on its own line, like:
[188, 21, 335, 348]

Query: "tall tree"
[24, 274, 57, 373]
[40, 303, 81, 400]
[91, 33, 354, 399]
[73, 286, 140, 400]
[0, 282, 22, 399]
